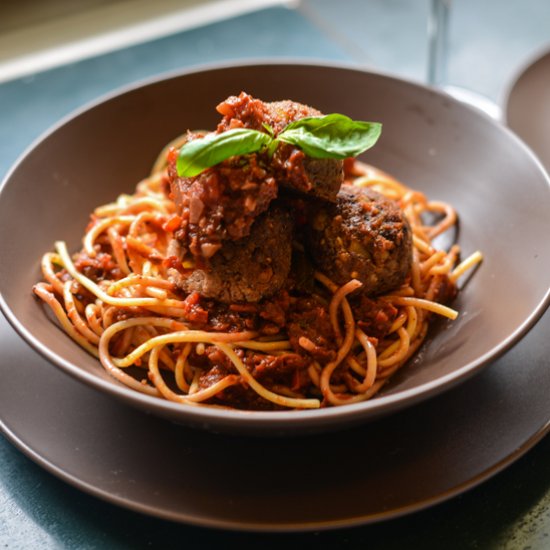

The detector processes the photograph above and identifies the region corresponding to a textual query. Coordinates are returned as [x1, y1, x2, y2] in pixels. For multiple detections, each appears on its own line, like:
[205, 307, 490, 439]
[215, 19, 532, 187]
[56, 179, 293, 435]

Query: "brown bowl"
[1, 61, 549, 435]
[504, 45, 550, 172]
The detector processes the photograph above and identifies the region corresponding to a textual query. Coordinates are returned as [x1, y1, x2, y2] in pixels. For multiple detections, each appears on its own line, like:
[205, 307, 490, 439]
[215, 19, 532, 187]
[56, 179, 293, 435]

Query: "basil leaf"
[177, 129, 273, 177]
[278, 113, 382, 159]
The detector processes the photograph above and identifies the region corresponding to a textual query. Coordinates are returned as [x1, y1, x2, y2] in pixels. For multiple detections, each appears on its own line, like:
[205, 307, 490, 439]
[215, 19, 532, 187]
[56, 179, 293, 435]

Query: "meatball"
[168, 205, 292, 303]
[167, 143, 277, 260]
[305, 184, 412, 296]
[217, 96, 320, 134]
[216, 92, 344, 202]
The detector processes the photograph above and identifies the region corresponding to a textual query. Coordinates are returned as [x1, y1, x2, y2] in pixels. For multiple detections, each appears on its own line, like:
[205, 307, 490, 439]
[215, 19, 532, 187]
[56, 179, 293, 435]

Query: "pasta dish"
[33, 92, 481, 410]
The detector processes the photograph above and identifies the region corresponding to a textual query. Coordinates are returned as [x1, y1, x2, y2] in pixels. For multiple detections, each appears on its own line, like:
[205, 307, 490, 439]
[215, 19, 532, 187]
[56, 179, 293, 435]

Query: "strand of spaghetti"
[62, 281, 100, 345]
[128, 211, 166, 237]
[145, 260, 164, 279]
[123, 325, 173, 371]
[148, 346, 240, 403]
[404, 306, 419, 341]
[188, 369, 201, 394]
[107, 226, 131, 275]
[427, 245, 460, 276]
[410, 196, 426, 217]
[115, 196, 172, 215]
[351, 328, 377, 391]
[353, 166, 408, 194]
[55, 241, 187, 309]
[126, 236, 164, 260]
[330, 382, 349, 393]
[97, 318, 256, 367]
[384, 296, 458, 320]
[127, 212, 169, 264]
[84, 304, 104, 337]
[384, 307, 417, 358]
[98, 335, 161, 397]
[328, 279, 362, 342]
[313, 273, 358, 355]
[106, 274, 175, 296]
[141, 326, 176, 371]
[450, 250, 483, 282]
[145, 287, 168, 300]
[390, 285, 416, 297]
[41, 253, 65, 295]
[388, 310, 407, 334]
[92, 188, 169, 218]
[314, 271, 338, 293]
[94, 198, 132, 217]
[214, 341, 320, 409]
[378, 327, 410, 368]
[319, 281, 358, 405]
[401, 190, 427, 210]
[110, 329, 259, 368]
[141, 260, 154, 277]
[143, 305, 197, 317]
[102, 306, 120, 328]
[101, 317, 187, 351]
[33, 283, 99, 357]
[354, 179, 405, 200]
[84, 216, 134, 256]
[126, 243, 145, 276]
[340, 357, 390, 402]
[269, 385, 307, 399]
[420, 250, 447, 275]
[424, 201, 457, 238]
[326, 378, 387, 406]
[412, 234, 434, 256]
[376, 322, 429, 381]
[112, 324, 135, 358]
[235, 340, 292, 351]
[174, 343, 192, 392]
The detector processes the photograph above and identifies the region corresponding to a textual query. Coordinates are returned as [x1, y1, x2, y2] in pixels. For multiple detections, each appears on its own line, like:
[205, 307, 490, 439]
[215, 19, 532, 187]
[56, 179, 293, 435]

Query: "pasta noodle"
[33, 149, 482, 410]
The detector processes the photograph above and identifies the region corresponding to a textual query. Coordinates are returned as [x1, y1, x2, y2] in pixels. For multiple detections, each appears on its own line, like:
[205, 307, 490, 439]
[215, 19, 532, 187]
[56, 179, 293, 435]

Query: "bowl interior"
[1, 62, 550, 434]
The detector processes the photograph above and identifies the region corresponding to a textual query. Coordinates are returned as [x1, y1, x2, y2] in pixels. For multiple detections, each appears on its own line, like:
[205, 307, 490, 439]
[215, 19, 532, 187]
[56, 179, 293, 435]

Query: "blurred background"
[1, 0, 549, 101]
[3, 0, 550, 173]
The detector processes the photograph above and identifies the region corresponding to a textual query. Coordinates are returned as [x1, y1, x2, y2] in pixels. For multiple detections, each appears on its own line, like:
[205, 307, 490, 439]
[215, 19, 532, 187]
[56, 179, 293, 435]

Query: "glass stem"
[427, 0, 451, 86]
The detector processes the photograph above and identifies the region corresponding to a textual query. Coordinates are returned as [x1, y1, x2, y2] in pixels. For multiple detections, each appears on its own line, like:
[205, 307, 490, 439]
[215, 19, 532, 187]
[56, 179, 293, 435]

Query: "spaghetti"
[33, 140, 481, 411]
[33, 92, 481, 410]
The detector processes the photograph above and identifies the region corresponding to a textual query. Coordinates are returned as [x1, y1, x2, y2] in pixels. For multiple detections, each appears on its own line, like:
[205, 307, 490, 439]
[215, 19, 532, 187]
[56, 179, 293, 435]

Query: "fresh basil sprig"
[176, 129, 272, 178]
[177, 113, 382, 177]
[278, 114, 381, 159]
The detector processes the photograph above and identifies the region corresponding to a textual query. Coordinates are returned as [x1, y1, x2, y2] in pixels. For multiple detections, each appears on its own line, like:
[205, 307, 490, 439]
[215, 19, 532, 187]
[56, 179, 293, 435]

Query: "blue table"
[1, 2, 549, 547]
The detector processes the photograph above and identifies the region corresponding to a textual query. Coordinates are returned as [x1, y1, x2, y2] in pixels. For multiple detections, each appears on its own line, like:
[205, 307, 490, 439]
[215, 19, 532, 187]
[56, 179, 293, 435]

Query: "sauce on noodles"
[33, 94, 482, 410]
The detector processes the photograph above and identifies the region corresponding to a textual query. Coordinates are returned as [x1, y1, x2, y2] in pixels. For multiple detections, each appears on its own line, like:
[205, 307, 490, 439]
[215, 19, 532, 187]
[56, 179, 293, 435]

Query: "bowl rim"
[1, 58, 550, 431]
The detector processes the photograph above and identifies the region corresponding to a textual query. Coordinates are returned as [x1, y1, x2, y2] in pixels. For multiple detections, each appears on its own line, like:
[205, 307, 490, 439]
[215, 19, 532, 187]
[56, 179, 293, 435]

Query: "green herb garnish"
[176, 113, 382, 177]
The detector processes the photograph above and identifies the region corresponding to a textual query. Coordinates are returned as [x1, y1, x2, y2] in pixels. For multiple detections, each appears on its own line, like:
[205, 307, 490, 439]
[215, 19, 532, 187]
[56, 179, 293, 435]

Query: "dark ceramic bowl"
[1, 61, 550, 435]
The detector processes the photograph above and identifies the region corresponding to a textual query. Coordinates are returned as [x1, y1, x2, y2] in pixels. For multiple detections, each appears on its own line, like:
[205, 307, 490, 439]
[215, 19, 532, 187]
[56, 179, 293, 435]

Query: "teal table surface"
[1, 2, 549, 548]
